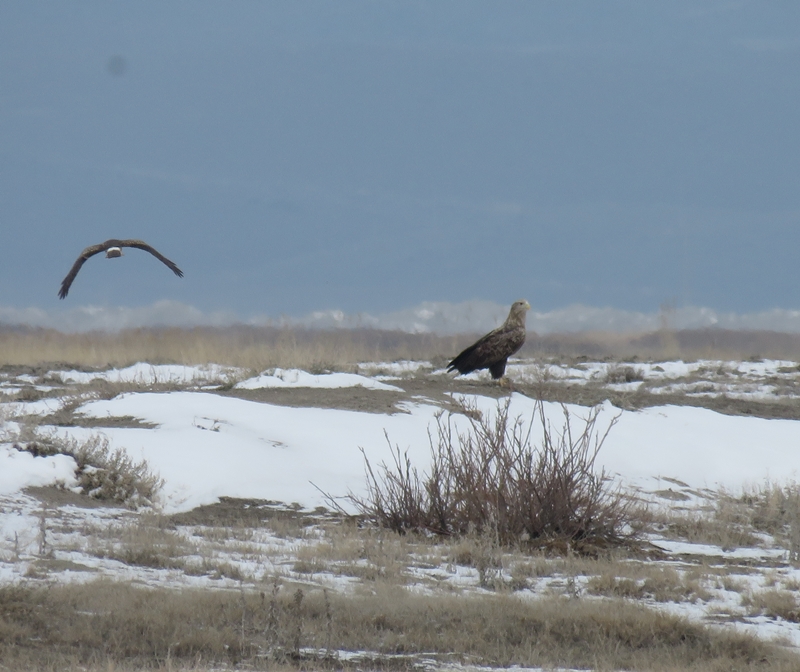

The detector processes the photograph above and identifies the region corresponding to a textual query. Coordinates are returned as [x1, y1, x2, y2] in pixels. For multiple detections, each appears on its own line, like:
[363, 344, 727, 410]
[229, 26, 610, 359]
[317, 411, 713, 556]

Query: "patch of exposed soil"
[24, 485, 121, 509]
[217, 375, 800, 421]
[220, 386, 408, 414]
[167, 496, 331, 528]
[57, 413, 158, 429]
[218, 376, 514, 414]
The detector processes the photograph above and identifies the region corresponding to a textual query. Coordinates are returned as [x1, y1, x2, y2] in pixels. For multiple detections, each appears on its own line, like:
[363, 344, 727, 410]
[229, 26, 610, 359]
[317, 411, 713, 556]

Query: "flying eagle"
[447, 299, 531, 380]
[58, 239, 184, 299]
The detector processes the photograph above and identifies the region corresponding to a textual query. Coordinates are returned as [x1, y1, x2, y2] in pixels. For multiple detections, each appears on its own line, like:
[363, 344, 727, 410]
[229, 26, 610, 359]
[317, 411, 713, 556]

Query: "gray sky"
[2, 1, 799, 326]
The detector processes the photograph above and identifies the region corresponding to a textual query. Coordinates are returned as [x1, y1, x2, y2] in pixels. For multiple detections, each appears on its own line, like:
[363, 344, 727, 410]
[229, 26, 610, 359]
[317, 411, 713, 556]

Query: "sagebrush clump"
[16, 434, 163, 508]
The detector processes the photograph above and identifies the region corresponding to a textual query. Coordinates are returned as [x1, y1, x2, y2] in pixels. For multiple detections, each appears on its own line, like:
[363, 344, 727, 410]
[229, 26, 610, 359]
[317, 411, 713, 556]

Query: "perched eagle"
[58, 239, 184, 299]
[447, 299, 531, 380]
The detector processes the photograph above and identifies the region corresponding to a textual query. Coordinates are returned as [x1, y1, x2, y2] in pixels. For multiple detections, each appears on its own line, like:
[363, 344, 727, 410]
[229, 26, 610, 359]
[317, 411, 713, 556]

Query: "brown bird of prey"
[58, 239, 184, 299]
[447, 299, 531, 380]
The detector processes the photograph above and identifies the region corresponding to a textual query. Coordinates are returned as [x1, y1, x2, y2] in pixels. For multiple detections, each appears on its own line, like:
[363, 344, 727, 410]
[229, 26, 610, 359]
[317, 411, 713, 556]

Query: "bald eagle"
[447, 300, 531, 380]
[58, 239, 184, 299]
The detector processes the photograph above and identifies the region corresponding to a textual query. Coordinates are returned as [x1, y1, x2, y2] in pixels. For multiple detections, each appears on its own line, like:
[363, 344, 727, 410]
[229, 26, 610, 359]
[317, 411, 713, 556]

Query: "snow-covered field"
[3, 357, 800, 664]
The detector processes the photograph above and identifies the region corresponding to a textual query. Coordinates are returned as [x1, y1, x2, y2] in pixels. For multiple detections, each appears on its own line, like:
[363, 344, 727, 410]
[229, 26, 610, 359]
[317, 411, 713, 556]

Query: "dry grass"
[89, 514, 197, 571]
[526, 328, 800, 361]
[0, 325, 463, 371]
[6, 324, 800, 371]
[604, 363, 646, 384]
[4, 488, 800, 670]
[588, 565, 713, 603]
[741, 588, 800, 622]
[0, 579, 797, 671]
[646, 483, 800, 556]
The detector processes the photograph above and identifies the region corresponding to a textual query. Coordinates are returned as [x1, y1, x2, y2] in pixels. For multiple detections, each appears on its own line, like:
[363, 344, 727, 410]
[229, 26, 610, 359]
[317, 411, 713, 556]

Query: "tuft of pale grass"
[741, 588, 800, 622]
[604, 363, 646, 384]
[90, 514, 196, 570]
[588, 565, 712, 603]
[649, 482, 800, 556]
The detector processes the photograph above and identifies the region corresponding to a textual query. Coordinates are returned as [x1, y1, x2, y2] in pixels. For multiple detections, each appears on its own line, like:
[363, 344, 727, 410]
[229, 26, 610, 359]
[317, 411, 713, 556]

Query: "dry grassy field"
[3, 484, 800, 672]
[5, 324, 800, 371]
[4, 325, 800, 671]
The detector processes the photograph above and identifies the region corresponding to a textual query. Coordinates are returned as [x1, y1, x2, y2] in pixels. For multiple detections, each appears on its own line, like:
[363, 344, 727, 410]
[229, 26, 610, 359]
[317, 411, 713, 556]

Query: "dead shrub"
[69, 435, 164, 508]
[16, 434, 164, 508]
[344, 398, 636, 553]
[604, 363, 645, 384]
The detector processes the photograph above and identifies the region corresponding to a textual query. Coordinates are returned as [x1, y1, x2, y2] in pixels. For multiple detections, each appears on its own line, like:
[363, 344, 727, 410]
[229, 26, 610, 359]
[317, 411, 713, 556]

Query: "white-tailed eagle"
[447, 299, 531, 380]
[58, 239, 184, 299]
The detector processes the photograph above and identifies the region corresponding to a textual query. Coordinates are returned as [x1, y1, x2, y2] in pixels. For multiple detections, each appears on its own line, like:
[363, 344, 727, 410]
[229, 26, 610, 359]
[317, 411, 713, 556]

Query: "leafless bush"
[70, 435, 164, 507]
[346, 399, 636, 552]
[16, 434, 163, 508]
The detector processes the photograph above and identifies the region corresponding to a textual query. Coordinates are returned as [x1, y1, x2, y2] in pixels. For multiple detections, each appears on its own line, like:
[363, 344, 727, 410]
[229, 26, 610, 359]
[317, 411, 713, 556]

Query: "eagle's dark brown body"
[58, 239, 183, 299]
[447, 300, 530, 380]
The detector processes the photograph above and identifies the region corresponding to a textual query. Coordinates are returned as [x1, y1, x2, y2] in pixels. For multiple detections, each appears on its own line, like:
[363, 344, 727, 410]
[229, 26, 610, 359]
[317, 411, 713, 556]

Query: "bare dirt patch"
[219, 376, 520, 415]
[222, 386, 409, 414]
[218, 374, 800, 421]
[24, 485, 121, 510]
[167, 496, 331, 531]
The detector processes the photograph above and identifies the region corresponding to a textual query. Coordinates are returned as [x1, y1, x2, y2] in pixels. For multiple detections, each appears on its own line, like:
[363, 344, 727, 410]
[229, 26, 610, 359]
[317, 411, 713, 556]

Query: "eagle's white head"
[105, 247, 123, 258]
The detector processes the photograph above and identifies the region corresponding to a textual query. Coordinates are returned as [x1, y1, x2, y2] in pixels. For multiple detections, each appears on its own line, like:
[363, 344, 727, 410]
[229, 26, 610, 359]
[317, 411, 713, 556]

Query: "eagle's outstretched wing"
[58, 238, 184, 299]
[58, 242, 113, 299]
[117, 239, 184, 278]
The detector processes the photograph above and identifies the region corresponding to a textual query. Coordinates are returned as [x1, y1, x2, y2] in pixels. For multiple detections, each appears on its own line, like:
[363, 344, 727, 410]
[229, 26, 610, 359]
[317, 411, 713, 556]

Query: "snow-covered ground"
[3, 358, 800, 655]
[51, 362, 243, 386]
[19, 391, 800, 513]
[507, 358, 800, 401]
[235, 367, 402, 391]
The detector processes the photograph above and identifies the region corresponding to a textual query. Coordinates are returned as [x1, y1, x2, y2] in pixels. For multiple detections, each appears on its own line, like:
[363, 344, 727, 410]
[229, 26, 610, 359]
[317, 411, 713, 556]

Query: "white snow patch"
[0, 445, 77, 496]
[54, 391, 438, 512]
[31, 391, 800, 515]
[53, 363, 242, 386]
[653, 538, 788, 561]
[4, 398, 64, 417]
[235, 368, 402, 391]
[357, 360, 433, 375]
